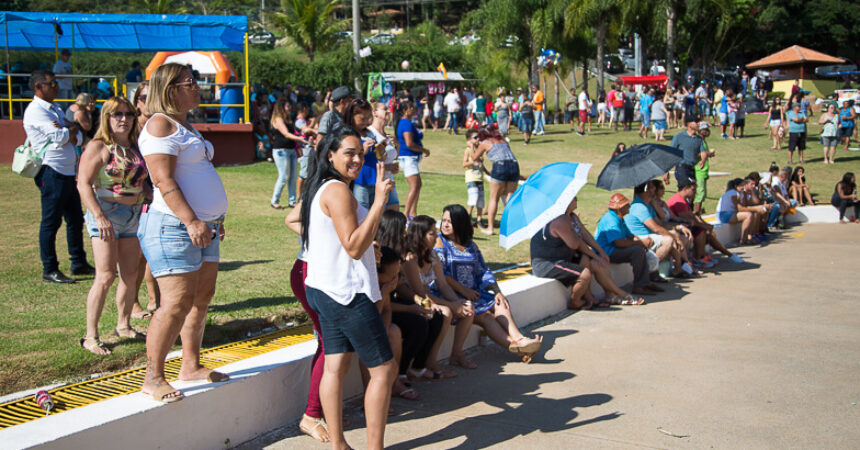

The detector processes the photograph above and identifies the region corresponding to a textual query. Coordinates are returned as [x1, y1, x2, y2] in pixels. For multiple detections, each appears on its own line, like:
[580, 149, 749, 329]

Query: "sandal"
[449, 356, 477, 370]
[407, 368, 445, 382]
[509, 336, 543, 363]
[179, 370, 230, 383]
[80, 336, 111, 356]
[393, 387, 420, 401]
[145, 384, 184, 403]
[113, 327, 146, 339]
[614, 294, 645, 306]
[299, 414, 330, 442]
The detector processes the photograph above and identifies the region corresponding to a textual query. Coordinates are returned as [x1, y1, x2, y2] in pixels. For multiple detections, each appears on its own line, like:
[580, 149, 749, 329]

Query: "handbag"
[12, 138, 51, 178]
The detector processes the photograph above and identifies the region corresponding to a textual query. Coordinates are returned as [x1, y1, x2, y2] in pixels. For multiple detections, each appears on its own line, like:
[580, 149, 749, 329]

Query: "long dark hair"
[299, 126, 362, 247]
[405, 215, 435, 265]
[343, 98, 372, 131]
[839, 172, 856, 192]
[790, 166, 805, 184]
[442, 204, 473, 246]
[477, 126, 503, 141]
[376, 210, 407, 257]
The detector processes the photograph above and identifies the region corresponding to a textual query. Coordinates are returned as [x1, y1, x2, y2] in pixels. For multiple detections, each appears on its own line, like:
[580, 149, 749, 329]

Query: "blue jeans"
[272, 148, 298, 205]
[447, 112, 459, 134]
[34, 165, 87, 274]
[767, 203, 781, 228]
[534, 110, 546, 133]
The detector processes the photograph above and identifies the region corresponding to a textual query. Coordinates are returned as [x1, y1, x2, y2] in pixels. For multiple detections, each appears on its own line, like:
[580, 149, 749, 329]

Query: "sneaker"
[721, 134, 728, 139]
[728, 254, 744, 264]
[681, 262, 694, 275]
[695, 258, 715, 269]
[702, 254, 718, 265]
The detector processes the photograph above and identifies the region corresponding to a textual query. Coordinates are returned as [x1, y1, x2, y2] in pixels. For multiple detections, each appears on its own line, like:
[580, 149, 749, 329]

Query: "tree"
[271, 0, 345, 61]
[462, 0, 561, 86]
[564, 0, 621, 93]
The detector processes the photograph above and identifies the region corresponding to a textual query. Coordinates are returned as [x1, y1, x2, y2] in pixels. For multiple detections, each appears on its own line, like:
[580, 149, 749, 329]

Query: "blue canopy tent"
[0, 11, 250, 121]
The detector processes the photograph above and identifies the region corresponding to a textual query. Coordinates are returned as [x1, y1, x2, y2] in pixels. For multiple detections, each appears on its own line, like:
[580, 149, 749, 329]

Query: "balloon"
[401, 60, 410, 70]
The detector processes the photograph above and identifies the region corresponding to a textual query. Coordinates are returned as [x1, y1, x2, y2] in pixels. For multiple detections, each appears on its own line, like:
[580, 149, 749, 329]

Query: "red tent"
[618, 75, 668, 89]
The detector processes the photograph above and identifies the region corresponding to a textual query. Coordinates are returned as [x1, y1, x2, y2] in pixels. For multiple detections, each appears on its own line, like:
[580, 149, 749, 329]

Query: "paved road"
[237, 224, 860, 449]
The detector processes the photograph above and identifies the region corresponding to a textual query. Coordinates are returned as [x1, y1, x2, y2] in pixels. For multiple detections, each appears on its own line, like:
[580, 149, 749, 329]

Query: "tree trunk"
[666, 2, 676, 87]
[554, 70, 560, 115]
[596, 20, 606, 93]
[528, 30, 538, 86]
[581, 56, 588, 90]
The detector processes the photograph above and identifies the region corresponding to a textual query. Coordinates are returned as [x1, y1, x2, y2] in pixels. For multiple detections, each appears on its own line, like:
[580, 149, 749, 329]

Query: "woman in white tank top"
[287, 126, 396, 450]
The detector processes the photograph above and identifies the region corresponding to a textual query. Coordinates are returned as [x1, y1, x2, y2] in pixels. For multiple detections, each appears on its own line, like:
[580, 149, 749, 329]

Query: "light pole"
[352, 0, 361, 92]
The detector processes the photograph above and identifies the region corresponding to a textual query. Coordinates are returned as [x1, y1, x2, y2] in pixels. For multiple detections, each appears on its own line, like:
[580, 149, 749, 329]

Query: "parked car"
[448, 34, 480, 45]
[605, 54, 625, 74]
[364, 33, 395, 45]
[499, 35, 519, 48]
[619, 50, 636, 71]
[249, 31, 276, 47]
[332, 31, 353, 42]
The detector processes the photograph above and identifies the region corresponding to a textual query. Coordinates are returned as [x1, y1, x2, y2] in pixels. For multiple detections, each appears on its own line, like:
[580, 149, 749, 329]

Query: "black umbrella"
[596, 143, 684, 191]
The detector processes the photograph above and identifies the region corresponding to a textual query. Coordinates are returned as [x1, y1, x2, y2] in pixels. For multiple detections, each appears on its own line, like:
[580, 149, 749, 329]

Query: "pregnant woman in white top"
[289, 126, 396, 450]
[138, 63, 229, 403]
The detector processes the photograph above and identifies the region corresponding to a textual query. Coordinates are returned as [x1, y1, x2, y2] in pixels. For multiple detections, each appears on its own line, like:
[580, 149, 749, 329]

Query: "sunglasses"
[173, 79, 198, 88]
[110, 111, 136, 119]
[38, 80, 58, 88]
[137, 94, 147, 102]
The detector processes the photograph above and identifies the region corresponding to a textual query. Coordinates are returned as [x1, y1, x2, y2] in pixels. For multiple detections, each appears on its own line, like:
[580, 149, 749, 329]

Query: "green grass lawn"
[1, 113, 856, 395]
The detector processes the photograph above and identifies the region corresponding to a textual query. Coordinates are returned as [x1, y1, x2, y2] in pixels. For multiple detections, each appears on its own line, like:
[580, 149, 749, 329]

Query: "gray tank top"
[487, 142, 516, 162]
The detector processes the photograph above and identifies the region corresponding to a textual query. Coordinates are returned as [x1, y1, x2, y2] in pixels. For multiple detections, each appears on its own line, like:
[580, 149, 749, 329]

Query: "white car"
[364, 33, 395, 45]
[249, 31, 276, 46]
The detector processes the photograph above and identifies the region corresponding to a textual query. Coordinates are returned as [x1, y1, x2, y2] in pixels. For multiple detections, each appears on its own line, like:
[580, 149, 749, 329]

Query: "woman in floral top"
[434, 204, 543, 362]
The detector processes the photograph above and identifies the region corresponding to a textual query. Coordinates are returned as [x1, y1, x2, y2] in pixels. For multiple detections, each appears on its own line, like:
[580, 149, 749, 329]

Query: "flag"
[437, 62, 447, 80]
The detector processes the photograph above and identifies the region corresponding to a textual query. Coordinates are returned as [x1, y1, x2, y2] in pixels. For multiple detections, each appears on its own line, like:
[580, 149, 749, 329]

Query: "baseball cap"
[678, 176, 697, 189]
[330, 85, 352, 102]
[608, 193, 631, 210]
[698, 121, 709, 130]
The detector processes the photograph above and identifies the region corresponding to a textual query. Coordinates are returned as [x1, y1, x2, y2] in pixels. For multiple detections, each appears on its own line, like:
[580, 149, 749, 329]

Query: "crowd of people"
[19, 59, 860, 450]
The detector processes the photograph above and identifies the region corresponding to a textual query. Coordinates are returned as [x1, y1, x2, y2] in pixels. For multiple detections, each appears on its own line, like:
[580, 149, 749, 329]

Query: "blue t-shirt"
[840, 108, 855, 128]
[639, 94, 653, 114]
[719, 95, 728, 114]
[595, 210, 633, 256]
[623, 196, 656, 236]
[354, 135, 379, 186]
[786, 110, 807, 133]
[396, 118, 423, 157]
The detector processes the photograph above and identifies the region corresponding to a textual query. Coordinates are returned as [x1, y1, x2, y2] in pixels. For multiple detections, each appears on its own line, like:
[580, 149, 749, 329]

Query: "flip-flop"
[407, 368, 445, 382]
[113, 328, 146, 339]
[131, 310, 152, 320]
[146, 384, 184, 403]
[618, 294, 645, 306]
[80, 337, 111, 356]
[509, 337, 542, 355]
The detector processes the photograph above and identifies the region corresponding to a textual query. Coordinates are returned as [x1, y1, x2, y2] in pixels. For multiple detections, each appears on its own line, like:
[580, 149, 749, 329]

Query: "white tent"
[380, 72, 469, 82]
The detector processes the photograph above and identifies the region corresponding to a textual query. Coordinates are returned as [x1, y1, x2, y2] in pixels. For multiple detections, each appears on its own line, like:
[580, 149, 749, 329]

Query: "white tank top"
[139, 113, 228, 221]
[304, 180, 381, 305]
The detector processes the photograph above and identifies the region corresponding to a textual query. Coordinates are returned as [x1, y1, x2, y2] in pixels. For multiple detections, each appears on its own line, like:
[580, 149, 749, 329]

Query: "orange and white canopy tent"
[746, 45, 844, 70]
[146, 51, 238, 84]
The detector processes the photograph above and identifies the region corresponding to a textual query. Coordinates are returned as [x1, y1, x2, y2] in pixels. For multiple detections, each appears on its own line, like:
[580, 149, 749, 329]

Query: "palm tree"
[272, 0, 345, 61]
[564, 0, 621, 93]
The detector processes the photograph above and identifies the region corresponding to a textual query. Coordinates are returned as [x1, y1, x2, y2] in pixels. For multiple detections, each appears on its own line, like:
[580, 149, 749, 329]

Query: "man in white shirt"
[577, 88, 589, 135]
[52, 49, 74, 108]
[443, 88, 461, 135]
[24, 70, 92, 283]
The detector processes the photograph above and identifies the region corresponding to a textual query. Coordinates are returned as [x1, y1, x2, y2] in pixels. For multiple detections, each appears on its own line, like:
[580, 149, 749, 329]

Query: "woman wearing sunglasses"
[76, 97, 150, 355]
[137, 63, 229, 403]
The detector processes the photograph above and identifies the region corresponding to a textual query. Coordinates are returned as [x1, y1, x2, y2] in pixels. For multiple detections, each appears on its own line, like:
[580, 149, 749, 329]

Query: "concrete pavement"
[236, 224, 860, 449]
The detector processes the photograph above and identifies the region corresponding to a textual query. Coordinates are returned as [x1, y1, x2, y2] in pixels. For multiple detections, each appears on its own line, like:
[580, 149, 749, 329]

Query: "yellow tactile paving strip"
[0, 265, 534, 430]
[0, 324, 314, 429]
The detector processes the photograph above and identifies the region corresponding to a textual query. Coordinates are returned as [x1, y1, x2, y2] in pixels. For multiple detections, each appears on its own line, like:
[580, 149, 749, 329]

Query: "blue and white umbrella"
[499, 162, 591, 250]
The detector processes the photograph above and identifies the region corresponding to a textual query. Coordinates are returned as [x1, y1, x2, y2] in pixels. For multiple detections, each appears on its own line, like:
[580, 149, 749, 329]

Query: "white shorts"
[466, 181, 485, 208]
[769, 119, 781, 128]
[638, 233, 664, 252]
[398, 155, 422, 178]
[597, 103, 607, 114]
[423, 108, 431, 117]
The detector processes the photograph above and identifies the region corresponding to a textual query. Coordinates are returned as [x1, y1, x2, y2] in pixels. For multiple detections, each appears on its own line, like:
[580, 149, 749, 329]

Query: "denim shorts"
[653, 119, 667, 130]
[305, 286, 393, 368]
[353, 183, 375, 210]
[641, 114, 650, 127]
[490, 160, 520, 183]
[298, 154, 310, 179]
[137, 209, 221, 278]
[398, 155, 422, 178]
[718, 211, 735, 224]
[821, 135, 840, 146]
[386, 184, 399, 207]
[839, 127, 854, 138]
[85, 197, 142, 239]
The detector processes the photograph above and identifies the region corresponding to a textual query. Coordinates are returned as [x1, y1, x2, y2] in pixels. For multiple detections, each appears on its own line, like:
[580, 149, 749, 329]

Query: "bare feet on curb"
[178, 365, 230, 383]
[142, 378, 184, 403]
[449, 354, 477, 370]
